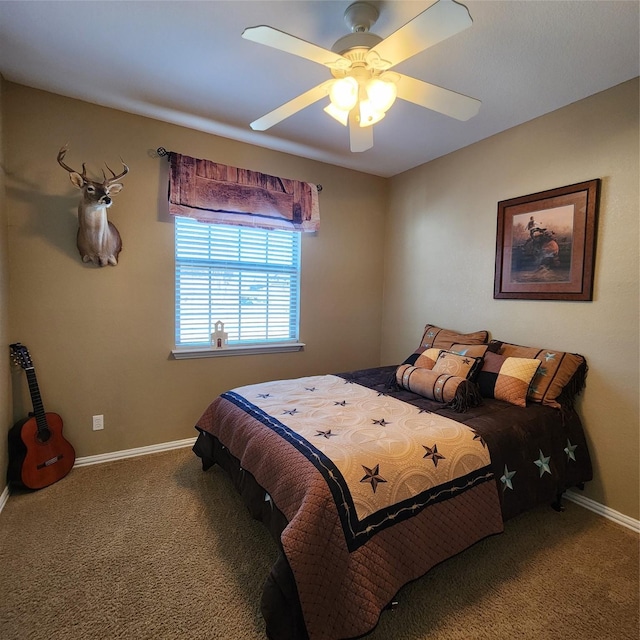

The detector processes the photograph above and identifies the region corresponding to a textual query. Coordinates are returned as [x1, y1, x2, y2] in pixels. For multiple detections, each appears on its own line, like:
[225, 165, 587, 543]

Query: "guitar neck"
[24, 367, 49, 433]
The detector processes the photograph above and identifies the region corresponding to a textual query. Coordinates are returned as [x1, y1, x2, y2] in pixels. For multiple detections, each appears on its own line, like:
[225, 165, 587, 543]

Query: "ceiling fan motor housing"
[332, 2, 382, 55]
[344, 2, 379, 32]
[332, 32, 382, 56]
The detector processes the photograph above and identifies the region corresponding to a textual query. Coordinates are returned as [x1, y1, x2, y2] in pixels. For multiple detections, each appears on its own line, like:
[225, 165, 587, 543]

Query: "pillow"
[408, 348, 443, 369]
[403, 324, 489, 366]
[488, 340, 587, 409]
[432, 350, 483, 380]
[395, 364, 482, 412]
[449, 343, 489, 358]
[420, 324, 489, 350]
[476, 352, 541, 407]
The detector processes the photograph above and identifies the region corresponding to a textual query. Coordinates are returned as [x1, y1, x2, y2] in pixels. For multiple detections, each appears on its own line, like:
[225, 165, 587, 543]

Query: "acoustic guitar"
[7, 343, 76, 489]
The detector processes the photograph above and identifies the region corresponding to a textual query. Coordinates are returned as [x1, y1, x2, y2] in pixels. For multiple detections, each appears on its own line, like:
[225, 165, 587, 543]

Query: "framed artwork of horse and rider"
[494, 179, 600, 301]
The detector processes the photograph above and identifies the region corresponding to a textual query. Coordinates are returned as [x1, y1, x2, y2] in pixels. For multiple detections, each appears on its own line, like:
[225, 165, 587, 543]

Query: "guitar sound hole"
[37, 429, 52, 443]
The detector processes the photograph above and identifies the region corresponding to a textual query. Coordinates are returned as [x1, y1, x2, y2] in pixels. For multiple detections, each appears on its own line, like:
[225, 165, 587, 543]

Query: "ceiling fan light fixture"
[358, 99, 386, 127]
[323, 102, 350, 126]
[243, 0, 480, 151]
[329, 76, 359, 111]
[365, 77, 397, 113]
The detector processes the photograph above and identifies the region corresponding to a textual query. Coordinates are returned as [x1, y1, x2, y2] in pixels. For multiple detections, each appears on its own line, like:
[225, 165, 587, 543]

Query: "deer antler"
[57, 145, 87, 180]
[102, 160, 129, 185]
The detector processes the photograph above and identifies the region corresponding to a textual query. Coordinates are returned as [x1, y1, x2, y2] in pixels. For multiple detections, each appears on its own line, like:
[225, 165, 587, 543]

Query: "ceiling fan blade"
[368, 0, 472, 70]
[395, 73, 480, 121]
[242, 26, 352, 70]
[250, 80, 334, 131]
[348, 110, 374, 153]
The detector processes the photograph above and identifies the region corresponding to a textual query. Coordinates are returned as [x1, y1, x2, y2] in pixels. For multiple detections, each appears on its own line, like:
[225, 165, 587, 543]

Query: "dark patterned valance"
[168, 152, 319, 232]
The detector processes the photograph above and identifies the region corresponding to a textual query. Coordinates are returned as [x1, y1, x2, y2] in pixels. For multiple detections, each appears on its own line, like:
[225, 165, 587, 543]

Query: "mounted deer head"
[57, 145, 129, 267]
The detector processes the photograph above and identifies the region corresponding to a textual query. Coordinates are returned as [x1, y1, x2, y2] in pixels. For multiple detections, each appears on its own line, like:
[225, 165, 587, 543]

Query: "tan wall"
[3, 78, 638, 522]
[3, 83, 387, 460]
[382, 78, 640, 520]
[0, 75, 9, 484]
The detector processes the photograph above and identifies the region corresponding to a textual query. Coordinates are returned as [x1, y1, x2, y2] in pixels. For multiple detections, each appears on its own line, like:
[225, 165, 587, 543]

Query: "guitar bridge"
[37, 454, 64, 469]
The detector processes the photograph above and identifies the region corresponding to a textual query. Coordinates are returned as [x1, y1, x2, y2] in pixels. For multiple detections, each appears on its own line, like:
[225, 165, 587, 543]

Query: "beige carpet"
[0, 447, 637, 640]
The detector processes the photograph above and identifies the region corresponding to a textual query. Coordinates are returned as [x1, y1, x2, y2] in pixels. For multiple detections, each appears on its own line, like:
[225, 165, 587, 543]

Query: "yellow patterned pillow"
[477, 352, 541, 407]
[411, 348, 443, 369]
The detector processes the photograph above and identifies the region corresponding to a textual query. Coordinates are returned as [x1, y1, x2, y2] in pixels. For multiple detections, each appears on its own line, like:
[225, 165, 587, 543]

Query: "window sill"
[171, 342, 305, 360]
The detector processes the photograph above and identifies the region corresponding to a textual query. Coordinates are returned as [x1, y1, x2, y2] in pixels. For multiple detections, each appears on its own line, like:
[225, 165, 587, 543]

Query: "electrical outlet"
[92, 414, 104, 431]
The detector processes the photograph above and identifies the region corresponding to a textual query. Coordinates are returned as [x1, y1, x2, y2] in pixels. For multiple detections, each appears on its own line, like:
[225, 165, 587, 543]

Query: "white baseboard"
[0, 485, 9, 514]
[73, 436, 197, 467]
[566, 489, 640, 533]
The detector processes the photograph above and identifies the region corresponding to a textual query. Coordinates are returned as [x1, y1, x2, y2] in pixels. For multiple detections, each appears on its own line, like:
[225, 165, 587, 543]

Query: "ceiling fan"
[242, 0, 481, 153]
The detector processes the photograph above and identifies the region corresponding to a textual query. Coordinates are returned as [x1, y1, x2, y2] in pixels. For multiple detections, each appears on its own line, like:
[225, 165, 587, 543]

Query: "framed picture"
[494, 179, 600, 301]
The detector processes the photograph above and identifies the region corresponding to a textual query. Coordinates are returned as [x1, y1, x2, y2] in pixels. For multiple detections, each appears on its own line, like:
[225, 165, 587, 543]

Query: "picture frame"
[494, 179, 600, 301]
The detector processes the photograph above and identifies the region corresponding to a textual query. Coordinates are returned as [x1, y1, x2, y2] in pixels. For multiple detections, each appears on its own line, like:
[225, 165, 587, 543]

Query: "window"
[175, 216, 301, 349]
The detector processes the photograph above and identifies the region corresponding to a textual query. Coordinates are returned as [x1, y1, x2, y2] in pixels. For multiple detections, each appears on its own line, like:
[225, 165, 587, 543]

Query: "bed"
[192, 325, 593, 640]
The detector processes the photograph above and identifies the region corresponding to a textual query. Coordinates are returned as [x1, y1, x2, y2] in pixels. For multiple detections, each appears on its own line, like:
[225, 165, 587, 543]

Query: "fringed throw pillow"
[395, 364, 482, 412]
[488, 340, 587, 409]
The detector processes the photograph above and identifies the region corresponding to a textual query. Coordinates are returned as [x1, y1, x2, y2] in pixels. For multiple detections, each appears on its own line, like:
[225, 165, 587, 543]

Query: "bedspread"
[196, 374, 505, 639]
[339, 366, 593, 522]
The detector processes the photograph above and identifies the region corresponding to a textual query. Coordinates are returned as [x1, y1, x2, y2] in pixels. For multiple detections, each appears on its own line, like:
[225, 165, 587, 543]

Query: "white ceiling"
[0, 1, 638, 178]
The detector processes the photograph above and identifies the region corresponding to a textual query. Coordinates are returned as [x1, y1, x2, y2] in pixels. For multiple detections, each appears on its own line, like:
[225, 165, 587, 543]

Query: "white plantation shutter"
[175, 217, 300, 347]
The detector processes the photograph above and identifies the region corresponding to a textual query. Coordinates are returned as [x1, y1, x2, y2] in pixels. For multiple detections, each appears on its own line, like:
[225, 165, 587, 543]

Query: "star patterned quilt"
[223, 375, 498, 551]
[196, 374, 505, 639]
[194, 366, 592, 640]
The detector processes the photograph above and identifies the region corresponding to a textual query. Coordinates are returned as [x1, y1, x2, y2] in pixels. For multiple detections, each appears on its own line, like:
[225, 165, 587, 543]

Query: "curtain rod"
[156, 147, 322, 192]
